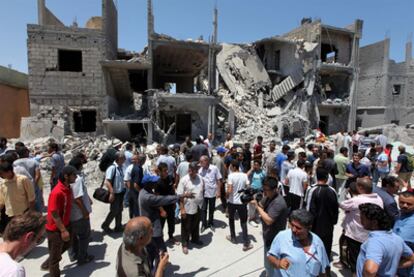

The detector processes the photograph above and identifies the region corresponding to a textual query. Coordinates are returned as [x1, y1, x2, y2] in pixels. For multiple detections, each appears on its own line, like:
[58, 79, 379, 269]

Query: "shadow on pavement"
[25, 245, 48, 259]
[88, 243, 108, 261]
[213, 218, 227, 229]
[166, 264, 209, 276]
[62, 261, 111, 276]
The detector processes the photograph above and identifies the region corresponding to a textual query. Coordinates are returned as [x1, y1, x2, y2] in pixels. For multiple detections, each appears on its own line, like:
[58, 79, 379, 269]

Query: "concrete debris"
[358, 123, 414, 146]
[217, 44, 272, 102]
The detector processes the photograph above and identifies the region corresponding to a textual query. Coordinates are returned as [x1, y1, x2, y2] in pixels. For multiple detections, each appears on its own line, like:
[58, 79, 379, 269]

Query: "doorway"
[319, 116, 329, 135]
[176, 114, 191, 141]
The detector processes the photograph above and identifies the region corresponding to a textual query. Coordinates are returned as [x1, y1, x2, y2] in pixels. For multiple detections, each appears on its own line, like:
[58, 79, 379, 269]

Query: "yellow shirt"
[0, 174, 35, 217]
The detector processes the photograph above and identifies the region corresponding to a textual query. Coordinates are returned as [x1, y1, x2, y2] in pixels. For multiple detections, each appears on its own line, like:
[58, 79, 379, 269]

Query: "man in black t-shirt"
[250, 177, 289, 276]
[156, 162, 177, 244]
[396, 145, 413, 188]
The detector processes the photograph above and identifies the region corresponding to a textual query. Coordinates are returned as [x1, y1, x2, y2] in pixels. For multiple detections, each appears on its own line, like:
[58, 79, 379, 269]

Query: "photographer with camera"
[226, 159, 253, 251]
[250, 177, 289, 276]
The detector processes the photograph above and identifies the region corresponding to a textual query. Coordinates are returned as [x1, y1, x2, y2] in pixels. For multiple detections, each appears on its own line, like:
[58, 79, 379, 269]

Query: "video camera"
[238, 188, 263, 204]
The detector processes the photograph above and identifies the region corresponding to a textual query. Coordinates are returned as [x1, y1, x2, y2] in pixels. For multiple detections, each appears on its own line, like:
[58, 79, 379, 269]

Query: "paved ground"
[18, 185, 352, 277]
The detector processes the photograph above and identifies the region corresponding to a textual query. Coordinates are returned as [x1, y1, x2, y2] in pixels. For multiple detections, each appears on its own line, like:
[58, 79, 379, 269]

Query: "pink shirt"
[340, 193, 384, 243]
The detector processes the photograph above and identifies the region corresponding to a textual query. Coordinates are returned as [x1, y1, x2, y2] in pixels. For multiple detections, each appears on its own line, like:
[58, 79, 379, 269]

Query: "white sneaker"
[248, 220, 259, 228]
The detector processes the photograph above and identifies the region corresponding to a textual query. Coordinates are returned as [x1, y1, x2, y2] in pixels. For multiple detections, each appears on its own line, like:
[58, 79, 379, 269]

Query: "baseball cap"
[216, 146, 227, 154]
[141, 174, 160, 186]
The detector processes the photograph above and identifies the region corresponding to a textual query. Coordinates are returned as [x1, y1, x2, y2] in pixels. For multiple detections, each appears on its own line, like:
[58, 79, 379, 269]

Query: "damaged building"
[26, 0, 224, 144]
[357, 38, 414, 128]
[26, 0, 373, 143]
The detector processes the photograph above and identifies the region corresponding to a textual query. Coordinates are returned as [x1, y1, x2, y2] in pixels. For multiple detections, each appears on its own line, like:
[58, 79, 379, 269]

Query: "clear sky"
[1, 0, 413, 73]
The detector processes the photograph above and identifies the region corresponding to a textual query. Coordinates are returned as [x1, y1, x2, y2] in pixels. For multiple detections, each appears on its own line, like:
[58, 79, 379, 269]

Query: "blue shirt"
[268, 229, 330, 277]
[346, 162, 370, 178]
[373, 186, 399, 220]
[105, 163, 125, 194]
[251, 170, 266, 190]
[356, 231, 413, 277]
[394, 212, 414, 244]
[275, 153, 287, 171]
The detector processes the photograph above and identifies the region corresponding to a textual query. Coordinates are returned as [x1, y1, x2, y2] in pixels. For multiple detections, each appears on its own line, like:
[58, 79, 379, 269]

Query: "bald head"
[123, 217, 152, 251]
[356, 178, 373, 194]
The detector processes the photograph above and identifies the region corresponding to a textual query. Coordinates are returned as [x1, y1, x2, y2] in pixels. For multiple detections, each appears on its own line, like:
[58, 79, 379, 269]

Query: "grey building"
[357, 38, 414, 128]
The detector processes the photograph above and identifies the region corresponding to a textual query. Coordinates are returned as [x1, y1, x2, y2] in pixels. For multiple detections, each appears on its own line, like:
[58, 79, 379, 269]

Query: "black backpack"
[99, 148, 118, 172]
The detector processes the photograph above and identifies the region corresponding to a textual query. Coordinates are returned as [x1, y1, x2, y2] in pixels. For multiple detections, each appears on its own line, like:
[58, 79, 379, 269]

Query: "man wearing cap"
[138, 174, 193, 267]
[199, 155, 222, 232]
[177, 162, 205, 254]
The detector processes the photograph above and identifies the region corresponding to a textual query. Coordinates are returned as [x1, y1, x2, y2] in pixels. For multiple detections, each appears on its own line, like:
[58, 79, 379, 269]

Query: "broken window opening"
[392, 84, 402, 95]
[73, 110, 96, 132]
[274, 50, 281, 70]
[58, 50, 82, 72]
[391, 120, 400, 125]
[176, 114, 192, 141]
[129, 70, 148, 92]
[165, 83, 177, 94]
[128, 123, 147, 142]
[319, 116, 329, 135]
[321, 44, 338, 63]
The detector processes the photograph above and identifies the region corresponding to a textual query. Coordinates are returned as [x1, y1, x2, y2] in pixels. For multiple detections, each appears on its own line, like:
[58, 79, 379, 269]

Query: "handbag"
[93, 165, 116, 203]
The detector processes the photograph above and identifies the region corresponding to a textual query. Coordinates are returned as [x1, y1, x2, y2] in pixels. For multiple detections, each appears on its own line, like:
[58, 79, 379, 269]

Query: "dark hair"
[359, 203, 394, 230]
[14, 141, 25, 150]
[287, 151, 295, 159]
[58, 165, 78, 183]
[231, 159, 240, 170]
[185, 151, 193, 162]
[257, 136, 263, 140]
[157, 162, 168, 172]
[0, 162, 14, 173]
[298, 152, 306, 159]
[289, 209, 313, 229]
[399, 190, 414, 198]
[253, 160, 262, 166]
[263, 177, 278, 189]
[159, 145, 168, 154]
[297, 159, 306, 168]
[381, 176, 399, 189]
[3, 211, 46, 241]
[16, 146, 29, 159]
[316, 167, 329, 182]
[48, 142, 59, 152]
[282, 145, 291, 151]
[125, 143, 133, 151]
[195, 137, 202, 144]
[1, 152, 18, 164]
[69, 157, 83, 171]
[188, 161, 199, 170]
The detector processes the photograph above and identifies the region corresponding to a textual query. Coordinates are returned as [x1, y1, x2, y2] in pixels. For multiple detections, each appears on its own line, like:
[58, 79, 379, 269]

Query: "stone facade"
[357, 38, 414, 128]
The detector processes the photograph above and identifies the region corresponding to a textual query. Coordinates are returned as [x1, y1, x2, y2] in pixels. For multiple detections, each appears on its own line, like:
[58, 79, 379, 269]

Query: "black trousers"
[228, 203, 250, 246]
[286, 193, 302, 211]
[318, 231, 333, 261]
[128, 189, 139, 219]
[102, 192, 125, 229]
[147, 236, 166, 271]
[202, 197, 216, 228]
[0, 207, 12, 234]
[160, 204, 175, 239]
[181, 210, 200, 247]
[220, 183, 227, 210]
[345, 235, 362, 273]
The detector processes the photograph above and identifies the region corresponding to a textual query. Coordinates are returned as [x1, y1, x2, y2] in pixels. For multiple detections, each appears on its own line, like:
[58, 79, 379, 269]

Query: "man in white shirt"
[199, 155, 222, 232]
[177, 162, 204, 254]
[285, 159, 308, 211]
[226, 159, 253, 251]
[0, 211, 46, 277]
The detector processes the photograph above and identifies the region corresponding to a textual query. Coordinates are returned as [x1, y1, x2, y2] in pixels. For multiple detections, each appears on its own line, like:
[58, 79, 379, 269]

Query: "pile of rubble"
[9, 136, 158, 189]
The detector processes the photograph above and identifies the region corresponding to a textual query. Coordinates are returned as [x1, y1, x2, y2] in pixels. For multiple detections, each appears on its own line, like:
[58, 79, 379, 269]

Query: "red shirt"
[46, 180, 72, 231]
[254, 144, 263, 155]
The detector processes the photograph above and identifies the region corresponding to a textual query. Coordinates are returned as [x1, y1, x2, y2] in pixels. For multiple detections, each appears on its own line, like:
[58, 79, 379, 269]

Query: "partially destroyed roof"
[321, 24, 355, 35]
[0, 66, 28, 89]
[254, 36, 299, 45]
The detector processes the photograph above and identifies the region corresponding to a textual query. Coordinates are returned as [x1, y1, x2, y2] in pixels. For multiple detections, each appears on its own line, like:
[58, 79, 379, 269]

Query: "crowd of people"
[0, 130, 413, 277]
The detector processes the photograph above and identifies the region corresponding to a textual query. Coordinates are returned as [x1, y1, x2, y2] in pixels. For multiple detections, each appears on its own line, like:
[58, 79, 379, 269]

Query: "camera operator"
[250, 177, 289, 276]
[226, 159, 253, 251]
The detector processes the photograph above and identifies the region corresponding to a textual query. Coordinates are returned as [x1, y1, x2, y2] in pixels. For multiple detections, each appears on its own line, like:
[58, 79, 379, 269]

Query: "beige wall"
[0, 84, 30, 138]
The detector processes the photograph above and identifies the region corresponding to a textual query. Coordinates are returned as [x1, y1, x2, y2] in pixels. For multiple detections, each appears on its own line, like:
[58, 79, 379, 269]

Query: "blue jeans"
[34, 184, 43, 212]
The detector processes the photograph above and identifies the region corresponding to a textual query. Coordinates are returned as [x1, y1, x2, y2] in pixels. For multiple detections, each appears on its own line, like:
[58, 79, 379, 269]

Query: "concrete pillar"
[211, 105, 216, 136]
[406, 40, 412, 64]
[228, 109, 235, 136]
[258, 91, 264, 109]
[38, 0, 45, 25]
[207, 105, 212, 133]
[147, 122, 153, 144]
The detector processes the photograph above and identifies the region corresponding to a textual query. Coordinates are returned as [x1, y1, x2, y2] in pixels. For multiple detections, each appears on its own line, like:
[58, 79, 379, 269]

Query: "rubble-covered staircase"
[271, 69, 303, 101]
